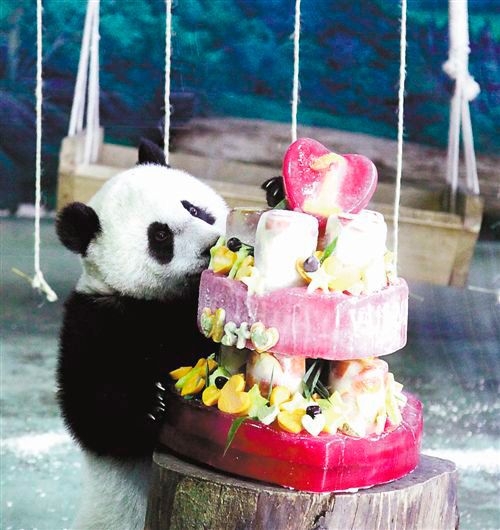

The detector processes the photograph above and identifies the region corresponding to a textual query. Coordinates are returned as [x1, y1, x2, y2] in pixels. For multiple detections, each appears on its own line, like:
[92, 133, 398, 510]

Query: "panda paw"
[147, 381, 167, 423]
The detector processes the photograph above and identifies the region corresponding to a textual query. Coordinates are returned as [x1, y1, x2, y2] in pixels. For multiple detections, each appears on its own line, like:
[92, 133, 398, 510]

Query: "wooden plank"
[173, 117, 499, 216]
[144, 451, 458, 530]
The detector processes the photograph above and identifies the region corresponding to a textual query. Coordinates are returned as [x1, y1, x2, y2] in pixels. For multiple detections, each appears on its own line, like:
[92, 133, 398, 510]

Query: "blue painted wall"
[1, 0, 498, 208]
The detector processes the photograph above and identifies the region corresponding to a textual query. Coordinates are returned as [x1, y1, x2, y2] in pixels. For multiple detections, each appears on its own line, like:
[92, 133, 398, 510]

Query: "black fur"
[56, 203, 101, 256]
[147, 222, 174, 264]
[181, 200, 215, 225]
[58, 290, 214, 458]
[138, 138, 169, 167]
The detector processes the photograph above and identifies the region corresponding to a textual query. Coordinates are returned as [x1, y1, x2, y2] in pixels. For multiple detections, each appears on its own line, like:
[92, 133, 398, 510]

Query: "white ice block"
[325, 210, 387, 269]
[226, 207, 265, 247]
[254, 210, 318, 292]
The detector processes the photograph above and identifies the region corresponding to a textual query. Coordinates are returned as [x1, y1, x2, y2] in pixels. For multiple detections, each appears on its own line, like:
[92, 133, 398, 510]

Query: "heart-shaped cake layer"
[283, 138, 377, 227]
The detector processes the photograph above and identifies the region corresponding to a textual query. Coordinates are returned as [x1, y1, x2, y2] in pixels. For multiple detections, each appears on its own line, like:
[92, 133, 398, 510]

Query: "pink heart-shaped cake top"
[282, 138, 377, 227]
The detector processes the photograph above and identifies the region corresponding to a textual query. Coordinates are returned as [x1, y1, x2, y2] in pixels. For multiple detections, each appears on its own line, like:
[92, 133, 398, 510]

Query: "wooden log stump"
[145, 451, 458, 530]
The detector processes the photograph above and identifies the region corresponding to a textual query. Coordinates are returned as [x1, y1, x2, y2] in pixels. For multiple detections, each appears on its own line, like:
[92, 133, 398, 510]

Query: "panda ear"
[138, 138, 170, 168]
[56, 202, 101, 256]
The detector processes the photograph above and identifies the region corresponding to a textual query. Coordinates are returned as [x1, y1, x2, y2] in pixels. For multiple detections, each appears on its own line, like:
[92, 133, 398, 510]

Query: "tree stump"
[144, 451, 458, 530]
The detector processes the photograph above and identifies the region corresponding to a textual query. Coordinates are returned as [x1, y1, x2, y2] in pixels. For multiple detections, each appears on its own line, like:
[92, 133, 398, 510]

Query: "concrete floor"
[1, 218, 499, 530]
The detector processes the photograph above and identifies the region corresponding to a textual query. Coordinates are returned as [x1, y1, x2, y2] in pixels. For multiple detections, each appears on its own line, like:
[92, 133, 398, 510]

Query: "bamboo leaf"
[310, 363, 322, 396]
[315, 380, 331, 399]
[302, 360, 318, 400]
[267, 366, 275, 401]
[273, 198, 288, 210]
[320, 237, 338, 264]
[223, 416, 247, 456]
[205, 360, 210, 389]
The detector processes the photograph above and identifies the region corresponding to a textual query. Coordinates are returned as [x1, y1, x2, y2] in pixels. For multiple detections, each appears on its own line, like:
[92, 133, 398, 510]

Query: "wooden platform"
[56, 121, 484, 287]
[144, 451, 458, 530]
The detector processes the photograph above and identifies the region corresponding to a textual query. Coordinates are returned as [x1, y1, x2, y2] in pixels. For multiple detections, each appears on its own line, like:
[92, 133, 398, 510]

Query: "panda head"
[56, 139, 228, 300]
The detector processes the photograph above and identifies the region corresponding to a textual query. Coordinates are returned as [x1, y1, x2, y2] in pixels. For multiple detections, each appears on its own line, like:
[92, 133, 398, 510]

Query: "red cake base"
[159, 390, 423, 493]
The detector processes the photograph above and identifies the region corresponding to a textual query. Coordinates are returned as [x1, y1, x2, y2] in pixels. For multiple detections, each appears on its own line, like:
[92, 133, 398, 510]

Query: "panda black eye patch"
[147, 222, 174, 264]
[181, 200, 215, 225]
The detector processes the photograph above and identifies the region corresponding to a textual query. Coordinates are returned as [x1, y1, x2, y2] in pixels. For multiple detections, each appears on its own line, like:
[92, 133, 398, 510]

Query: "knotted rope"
[443, 0, 480, 211]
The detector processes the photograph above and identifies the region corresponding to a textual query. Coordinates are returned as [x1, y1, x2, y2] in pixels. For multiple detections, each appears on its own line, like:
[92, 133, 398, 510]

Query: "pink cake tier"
[160, 389, 423, 493]
[198, 270, 408, 360]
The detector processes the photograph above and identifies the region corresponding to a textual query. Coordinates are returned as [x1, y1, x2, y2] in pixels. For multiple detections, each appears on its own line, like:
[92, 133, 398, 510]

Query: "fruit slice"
[160, 389, 423, 493]
[283, 138, 377, 228]
[198, 270, 408, 360]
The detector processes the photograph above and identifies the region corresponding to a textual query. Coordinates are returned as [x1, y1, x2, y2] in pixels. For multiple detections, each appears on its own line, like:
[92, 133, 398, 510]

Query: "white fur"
[77, 164, 228, 299]
[72, 451, 151, 530]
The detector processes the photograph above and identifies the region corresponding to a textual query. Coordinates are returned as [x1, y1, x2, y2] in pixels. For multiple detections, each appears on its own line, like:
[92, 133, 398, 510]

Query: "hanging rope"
[68, 0, 100, 165]
[68, 1, 94, 137]
[392, 0, 408, 271]
[164, 0, 173, 164]
[31, 0, 58, 302]
[443, 0, 480, 211]
[290, 0, 302, 142]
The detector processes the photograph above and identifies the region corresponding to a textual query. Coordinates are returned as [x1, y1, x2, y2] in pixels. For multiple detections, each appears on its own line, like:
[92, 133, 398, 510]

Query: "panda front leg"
[59, 348, 168, 530]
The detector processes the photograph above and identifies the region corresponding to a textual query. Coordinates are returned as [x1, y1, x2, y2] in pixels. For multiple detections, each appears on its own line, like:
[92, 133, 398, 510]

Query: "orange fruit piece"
[181, 376, 205, 396]
[202, 385, 221, 406]
[195, 358, 218, 372]
[225, 374, 246, 393]
[211, 247, 237, 275]
[169, 366, 192, 381]
[217, 374, 250, 415]
[277, 409, 306, 434]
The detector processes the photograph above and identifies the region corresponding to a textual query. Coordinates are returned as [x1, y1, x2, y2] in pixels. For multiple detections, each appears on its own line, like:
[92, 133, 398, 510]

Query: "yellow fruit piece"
[211, 247, 237, 274]
[235, 256, 255, 280]
[202, 385, 221, 406]
[270, 386, 291, 407]
[277, 409, 306, 434]
[218, 388, 251, 415]
[212, 309, 226, 343]
[225, 374, 246, 393]
[322, 255, 362, 291]
[310, 152, 344, 171]
[169, 366, 192, 381]
[181, 376, 205, 396]
[195, 358, 218, 372]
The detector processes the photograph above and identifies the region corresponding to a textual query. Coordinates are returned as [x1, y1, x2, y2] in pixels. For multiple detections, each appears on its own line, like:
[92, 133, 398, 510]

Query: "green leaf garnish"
[302, 361, 318, 400]
[273, 198, 288, 210]
[309, 363, 322, 396]
[267, 366, 275, 401]
[320, 237, 338, 264]
[205, 360, 210, 389]
[223, 416, 247, 456]
[315, 380, 331, 399]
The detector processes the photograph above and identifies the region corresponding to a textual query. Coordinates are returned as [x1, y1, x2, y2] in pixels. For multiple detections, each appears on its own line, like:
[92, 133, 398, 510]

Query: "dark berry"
[215, 376, 229, 389]
[303, 255, 320, 273]
[227, 238, 242, 252]
[306, 405, 322, 418]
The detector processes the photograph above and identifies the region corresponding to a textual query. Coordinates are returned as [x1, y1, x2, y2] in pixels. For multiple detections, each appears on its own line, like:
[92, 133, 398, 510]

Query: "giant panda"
[56, 139, 228, 530]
